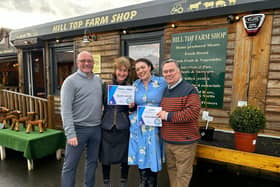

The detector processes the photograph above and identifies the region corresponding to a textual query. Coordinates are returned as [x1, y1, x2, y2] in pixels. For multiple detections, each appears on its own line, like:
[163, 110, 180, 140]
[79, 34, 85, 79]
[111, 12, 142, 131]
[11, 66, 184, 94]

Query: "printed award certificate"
[137, 106, 162, 127]
[107, 85, 135, 105]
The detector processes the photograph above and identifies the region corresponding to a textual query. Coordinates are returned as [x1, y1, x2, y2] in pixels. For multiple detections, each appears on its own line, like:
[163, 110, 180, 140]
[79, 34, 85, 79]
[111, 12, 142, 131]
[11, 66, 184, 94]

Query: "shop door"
[49, 44, 74, 95]
[23, 49, 45, 97]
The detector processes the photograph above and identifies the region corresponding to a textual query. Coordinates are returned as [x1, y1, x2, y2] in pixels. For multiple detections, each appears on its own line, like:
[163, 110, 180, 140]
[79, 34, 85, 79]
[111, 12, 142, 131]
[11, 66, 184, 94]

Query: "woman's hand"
[129, 102, 135, 109]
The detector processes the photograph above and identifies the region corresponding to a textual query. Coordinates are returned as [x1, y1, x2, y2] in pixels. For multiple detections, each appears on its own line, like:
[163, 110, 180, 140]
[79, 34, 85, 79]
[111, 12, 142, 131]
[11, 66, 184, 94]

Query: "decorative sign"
[242, 14, 265, 35]
[92, 54, 101, 73]
[137, 106, 162, 127]
[107, 85, 135, 105]
[171, 28, 228, 109]
[11, 0, 253, 41]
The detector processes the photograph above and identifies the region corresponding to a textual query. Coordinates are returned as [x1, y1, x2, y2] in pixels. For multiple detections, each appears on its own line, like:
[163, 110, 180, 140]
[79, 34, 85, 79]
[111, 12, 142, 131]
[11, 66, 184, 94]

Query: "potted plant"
[229, 105, 266, 152]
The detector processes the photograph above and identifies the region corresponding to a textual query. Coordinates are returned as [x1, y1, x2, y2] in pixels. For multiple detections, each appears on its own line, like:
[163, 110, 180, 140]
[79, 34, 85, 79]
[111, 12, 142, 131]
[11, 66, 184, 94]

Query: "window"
[49, 43, 74, 95]
[122, 31, 164, 75]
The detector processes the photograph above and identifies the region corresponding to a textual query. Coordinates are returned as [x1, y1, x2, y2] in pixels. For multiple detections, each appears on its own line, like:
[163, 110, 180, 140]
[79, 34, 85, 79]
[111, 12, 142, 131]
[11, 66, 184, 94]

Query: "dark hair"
[135, 58, 154, 72]
[126, 56, 137, 84]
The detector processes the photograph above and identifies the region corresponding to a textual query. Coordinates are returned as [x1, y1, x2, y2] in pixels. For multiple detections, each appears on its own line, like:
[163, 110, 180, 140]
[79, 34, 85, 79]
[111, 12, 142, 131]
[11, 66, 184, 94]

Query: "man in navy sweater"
[61, 51, 103, 187]
[157, 59, 201, 187]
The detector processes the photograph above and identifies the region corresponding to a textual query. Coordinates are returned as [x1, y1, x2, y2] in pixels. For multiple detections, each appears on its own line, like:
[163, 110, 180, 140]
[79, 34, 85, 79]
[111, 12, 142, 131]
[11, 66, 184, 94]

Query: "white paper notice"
[137, 106, 162, 127]
[107, 85, 135, 105]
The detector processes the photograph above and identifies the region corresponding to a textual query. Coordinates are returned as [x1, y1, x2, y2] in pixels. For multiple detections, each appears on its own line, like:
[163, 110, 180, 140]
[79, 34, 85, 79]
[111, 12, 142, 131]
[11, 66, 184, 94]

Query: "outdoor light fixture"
[171, 24, 176, 28]
[82, 35, 90, 43]
[82, 30, 97, 43]
[122, 30, 127, 34]
[227, 15, 240, 24]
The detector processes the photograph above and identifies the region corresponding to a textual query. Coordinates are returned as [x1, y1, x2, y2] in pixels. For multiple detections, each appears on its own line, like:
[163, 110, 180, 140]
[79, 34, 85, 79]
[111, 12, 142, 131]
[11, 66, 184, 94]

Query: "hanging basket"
[234, 131, 257, 152]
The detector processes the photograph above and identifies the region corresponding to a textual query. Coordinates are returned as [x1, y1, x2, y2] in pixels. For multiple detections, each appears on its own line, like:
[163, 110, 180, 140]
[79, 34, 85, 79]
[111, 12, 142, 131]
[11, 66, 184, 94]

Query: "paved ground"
[0, 149, 279, 187]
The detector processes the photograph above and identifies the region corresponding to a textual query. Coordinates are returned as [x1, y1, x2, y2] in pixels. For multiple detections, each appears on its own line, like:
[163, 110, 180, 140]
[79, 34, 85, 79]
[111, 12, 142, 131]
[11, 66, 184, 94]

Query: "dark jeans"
[61, 125, 101, 187]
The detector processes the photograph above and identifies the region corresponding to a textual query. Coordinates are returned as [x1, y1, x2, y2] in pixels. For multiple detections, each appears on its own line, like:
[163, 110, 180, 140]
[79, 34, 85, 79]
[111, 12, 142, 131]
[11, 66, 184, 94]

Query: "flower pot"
[199, 126, 215, 141]
[234, 131, 257, 152]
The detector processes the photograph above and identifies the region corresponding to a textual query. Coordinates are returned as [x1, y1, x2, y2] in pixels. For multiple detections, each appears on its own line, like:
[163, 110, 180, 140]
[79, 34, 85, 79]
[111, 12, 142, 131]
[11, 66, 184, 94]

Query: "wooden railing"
[0, 89, 58, 129]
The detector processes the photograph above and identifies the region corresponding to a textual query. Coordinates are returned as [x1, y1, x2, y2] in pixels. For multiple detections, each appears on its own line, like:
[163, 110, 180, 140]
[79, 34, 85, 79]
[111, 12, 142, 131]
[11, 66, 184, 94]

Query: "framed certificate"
[137, 106, 162, 127]
[107, 85, 135, 105]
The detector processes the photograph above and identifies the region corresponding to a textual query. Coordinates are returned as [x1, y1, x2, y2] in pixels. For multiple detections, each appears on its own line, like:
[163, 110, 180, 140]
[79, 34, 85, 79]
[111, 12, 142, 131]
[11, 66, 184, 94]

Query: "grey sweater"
[60, 70, 103, 139]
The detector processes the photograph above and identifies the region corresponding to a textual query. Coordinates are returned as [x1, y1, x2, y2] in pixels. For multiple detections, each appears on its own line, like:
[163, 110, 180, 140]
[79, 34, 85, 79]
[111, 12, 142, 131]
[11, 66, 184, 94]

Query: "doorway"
[49, 43, 74, 95]
[23, 49, 45, 97]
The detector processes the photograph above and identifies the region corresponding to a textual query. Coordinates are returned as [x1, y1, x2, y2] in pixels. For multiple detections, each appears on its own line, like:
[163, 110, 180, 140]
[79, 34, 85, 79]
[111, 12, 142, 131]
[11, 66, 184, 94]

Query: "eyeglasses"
[163, 69, 177, 74]
[78, 59, 93, 63]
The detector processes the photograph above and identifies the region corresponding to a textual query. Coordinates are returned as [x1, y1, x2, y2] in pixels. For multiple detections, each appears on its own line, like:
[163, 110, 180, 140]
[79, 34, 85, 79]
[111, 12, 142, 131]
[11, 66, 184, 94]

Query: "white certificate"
[107, 85, 135, 105]
[137, 106, 162, 127]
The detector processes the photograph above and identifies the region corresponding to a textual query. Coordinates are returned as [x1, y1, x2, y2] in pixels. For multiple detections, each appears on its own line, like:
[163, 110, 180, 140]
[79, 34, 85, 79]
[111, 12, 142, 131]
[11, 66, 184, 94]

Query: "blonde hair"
[112, 57, 131, 77]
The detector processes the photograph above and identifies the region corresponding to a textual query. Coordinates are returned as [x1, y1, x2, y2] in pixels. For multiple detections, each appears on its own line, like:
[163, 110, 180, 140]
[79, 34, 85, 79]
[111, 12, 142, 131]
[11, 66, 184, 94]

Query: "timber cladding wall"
[52, 32, 121, 129]
[69, 13, 280, 134]
[75, 31, 121, 82]
[266, 10, 280, 134]
[164, 12, 280, 134]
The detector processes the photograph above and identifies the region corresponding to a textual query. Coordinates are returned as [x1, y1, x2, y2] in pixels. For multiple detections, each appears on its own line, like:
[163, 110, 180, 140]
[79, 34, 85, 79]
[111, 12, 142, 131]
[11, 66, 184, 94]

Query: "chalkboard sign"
[171, 28, 228, 109]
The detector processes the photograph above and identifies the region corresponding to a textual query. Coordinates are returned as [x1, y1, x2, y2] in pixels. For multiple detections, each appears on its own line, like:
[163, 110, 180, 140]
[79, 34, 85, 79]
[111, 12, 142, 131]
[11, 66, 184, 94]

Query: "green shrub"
[229, 105, 266, 133]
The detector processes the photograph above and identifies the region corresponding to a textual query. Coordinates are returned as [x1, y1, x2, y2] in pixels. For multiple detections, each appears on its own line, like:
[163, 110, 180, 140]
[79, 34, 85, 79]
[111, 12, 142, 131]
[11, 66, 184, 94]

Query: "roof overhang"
[10, 0, 280, 42]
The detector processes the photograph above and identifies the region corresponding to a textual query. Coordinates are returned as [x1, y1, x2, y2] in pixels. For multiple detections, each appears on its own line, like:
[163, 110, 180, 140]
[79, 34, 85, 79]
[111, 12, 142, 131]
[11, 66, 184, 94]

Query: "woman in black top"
[100, 57, 131, 187]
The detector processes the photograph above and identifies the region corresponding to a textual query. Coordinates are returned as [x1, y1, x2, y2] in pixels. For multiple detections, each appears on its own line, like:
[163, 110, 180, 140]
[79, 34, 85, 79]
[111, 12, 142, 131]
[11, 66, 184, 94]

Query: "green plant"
[229, 105, 266, 133]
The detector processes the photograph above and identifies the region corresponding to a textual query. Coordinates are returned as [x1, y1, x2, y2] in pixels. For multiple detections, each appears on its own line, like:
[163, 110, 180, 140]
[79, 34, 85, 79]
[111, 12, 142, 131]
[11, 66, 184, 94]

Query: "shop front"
[5, 0, 280, 173]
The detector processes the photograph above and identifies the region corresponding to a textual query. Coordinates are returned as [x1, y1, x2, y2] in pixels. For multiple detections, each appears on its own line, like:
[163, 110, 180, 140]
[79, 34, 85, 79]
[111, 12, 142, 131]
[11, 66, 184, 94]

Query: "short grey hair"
[162, 58, 181, 69]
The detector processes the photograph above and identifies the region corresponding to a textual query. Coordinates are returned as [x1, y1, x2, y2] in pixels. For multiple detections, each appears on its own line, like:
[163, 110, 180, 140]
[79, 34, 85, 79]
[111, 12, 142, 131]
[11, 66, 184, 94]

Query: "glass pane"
[55, 50, 74, 89]
[128, 43, 160, 75]
[32, 51, 45, 96]
[0, 61, 18, 87]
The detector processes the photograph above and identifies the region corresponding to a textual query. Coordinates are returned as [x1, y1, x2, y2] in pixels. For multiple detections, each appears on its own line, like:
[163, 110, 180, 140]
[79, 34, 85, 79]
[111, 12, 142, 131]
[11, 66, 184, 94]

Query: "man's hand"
[67, 137, 78, 146]
[157, 110, 168, 120]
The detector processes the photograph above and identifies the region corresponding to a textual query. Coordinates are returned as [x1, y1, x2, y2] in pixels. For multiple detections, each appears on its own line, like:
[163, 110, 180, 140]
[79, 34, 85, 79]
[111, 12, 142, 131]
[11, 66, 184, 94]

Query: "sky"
[0, 0, 153, 29]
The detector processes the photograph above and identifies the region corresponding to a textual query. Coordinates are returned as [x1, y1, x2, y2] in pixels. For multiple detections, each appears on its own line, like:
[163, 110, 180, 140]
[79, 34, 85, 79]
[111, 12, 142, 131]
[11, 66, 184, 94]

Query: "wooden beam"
[197, 144, 280, 173]
[248, 14, 273, 110]
[231, 19, 252, 109]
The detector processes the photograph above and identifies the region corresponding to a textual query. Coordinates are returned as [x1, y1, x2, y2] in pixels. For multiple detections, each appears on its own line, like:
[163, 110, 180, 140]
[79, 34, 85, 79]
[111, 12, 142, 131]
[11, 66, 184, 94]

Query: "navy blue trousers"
[61, 125, 101, 187]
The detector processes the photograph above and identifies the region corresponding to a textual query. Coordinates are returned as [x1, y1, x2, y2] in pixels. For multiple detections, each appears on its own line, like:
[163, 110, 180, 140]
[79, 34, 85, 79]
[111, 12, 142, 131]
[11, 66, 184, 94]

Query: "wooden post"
[248, 14, 273, 110]
[17, 50, 24, 93]
[231, 13, 273, 111]
[48, 95, 55, 129]
[231, 19, 252, 110]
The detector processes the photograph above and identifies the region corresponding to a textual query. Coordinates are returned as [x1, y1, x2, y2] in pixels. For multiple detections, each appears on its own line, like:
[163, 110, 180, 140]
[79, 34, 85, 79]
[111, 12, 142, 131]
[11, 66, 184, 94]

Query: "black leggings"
[102, 162, 129, 180]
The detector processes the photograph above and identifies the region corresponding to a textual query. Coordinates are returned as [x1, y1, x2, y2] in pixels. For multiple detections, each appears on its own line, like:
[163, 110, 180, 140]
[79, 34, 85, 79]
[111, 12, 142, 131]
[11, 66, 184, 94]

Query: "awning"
[10, 0, 279, 41]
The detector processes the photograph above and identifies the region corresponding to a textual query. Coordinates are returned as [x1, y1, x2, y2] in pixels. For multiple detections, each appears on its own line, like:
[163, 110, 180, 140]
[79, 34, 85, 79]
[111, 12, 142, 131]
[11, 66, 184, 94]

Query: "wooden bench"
[196, 144, 280, 173]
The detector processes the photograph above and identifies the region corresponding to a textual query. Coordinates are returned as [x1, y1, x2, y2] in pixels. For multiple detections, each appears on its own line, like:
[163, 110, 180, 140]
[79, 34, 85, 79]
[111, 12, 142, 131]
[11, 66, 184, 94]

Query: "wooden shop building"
[2, 0, 280, 174]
